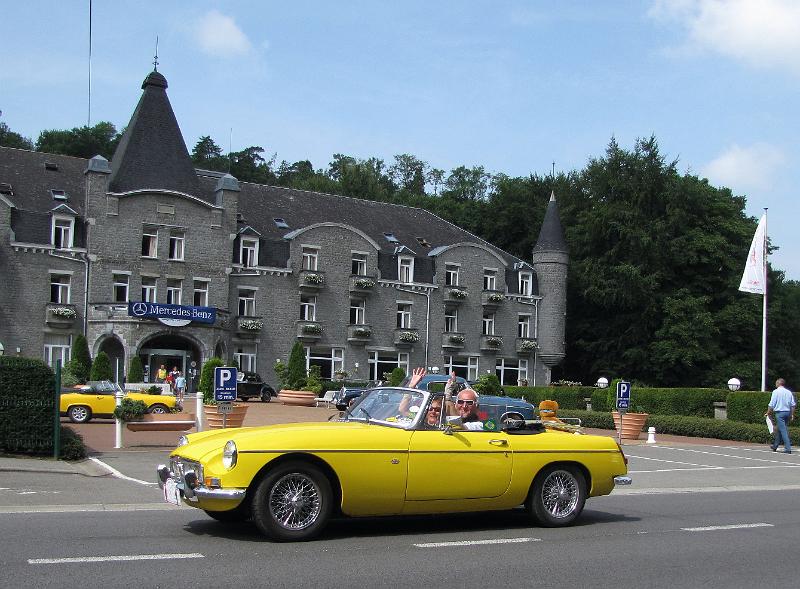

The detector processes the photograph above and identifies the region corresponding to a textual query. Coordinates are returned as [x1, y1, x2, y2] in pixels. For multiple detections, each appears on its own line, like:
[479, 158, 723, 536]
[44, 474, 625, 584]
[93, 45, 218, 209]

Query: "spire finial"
[153, 36, 159, 71]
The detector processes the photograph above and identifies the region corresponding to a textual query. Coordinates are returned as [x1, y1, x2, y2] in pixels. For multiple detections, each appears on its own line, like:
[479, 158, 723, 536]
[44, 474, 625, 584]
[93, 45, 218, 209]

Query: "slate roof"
[533, 192, 568, 253]
[108, 71, 204, 198]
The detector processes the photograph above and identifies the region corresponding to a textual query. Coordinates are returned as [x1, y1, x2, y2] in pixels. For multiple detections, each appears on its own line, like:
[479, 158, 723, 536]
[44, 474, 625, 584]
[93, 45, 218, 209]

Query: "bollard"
[647, 426, 656, 444]
[114, 389, 124, 449]
[195, 391, 204, 432]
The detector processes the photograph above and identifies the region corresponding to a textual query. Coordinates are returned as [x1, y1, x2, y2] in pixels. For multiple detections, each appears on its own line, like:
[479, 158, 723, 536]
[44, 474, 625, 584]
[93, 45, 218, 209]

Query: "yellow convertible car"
[61, 380, 176, 423]
[158, 387, 630, 541]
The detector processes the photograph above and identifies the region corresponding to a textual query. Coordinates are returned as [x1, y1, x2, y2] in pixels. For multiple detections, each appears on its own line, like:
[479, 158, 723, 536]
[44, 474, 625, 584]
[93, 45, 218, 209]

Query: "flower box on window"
[480, 334, 503, 350]
[299, 270, 325, 291]
[444, 288, 468, 304]
[516, 338, 538, 354]
[297, 321, 323, 342]
[482, 291, 506, 307]
[442, 332, 465, 349]
[394, 329, 420, 347]
[46, 303, 77, 327]
[238, 318, 263, 331]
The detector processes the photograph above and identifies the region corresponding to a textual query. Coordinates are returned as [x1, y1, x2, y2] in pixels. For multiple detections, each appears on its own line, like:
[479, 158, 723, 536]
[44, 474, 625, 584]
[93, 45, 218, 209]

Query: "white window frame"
[240, 238, 259, 268]
[113, 273, 129, 303]
[396, 302, 412, 328]
[518, 271, 532, 296]
[142, 228, 158, 258]
[350, 299, 366, 325]
[141, 276, 157, 303]
[496, 358, 528, 386]
[301, 295, 317, 321]
[50, 273, 71, 304]
[352, 252, 367, 275]
[166, 279, 183, 305]
[444, 308, 458, 332]
[445, 264, 460, 286]
[302, 246, 319, 271]
[482, 312, 495, 335]
[52, 216, 74, 249]
[483, 270, 497, 291]
[443, 355, 480, 381]
[238, 289, 257, 316]
[305, 347, 345, 380]
[368, 351, 409, 381]
[169, 231, 185, 261]
[398, 256, 414, 284]
[518, 314, 531, 338]
[44, 334, 71, 368]
[234, 346, 257, 372]
[193, 280, 210, 307]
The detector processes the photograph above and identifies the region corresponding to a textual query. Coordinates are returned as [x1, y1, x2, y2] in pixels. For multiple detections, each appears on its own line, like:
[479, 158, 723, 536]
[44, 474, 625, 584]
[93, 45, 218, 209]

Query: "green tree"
[389, 367, 406, 386]
[35, 122, 121, 159]
[286, 342, 307, 390]
[389, 154, 428, 195]
[0, 122, 33, 150]
[191, 135, 229, 171]
[70, 334, 92, 383]
[128, 356, 144, 383]
[198, 357, 225, 404]
[442, 165, 491, 201]
[89, 351, 113, 381]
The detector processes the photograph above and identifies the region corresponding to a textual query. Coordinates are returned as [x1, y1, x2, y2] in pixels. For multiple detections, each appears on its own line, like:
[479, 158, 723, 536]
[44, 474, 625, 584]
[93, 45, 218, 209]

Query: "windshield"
[345, 388, 428, 429]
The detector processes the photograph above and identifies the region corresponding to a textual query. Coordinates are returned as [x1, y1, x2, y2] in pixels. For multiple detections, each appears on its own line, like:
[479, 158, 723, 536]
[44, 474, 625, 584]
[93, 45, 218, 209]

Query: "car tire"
[148, 404, 169, 414]
[501, 412, 524, 425]
[204, 502, 251, 523]
[527, 464, 586, 527]
[67, 405, 92, 424]
[252, 461, 332, 541]
[260, 386, 274, 403]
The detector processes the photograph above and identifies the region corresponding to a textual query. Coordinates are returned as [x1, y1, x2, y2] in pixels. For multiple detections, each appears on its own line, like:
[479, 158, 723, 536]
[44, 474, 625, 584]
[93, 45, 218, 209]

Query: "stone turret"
[532, 191, 569, 374]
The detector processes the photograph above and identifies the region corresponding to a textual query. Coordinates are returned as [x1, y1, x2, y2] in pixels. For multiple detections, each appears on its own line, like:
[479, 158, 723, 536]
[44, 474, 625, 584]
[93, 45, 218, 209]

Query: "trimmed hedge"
[505, 386, 595, 410]
[727, 391, 772, 424]
[557, 409, 799, 445]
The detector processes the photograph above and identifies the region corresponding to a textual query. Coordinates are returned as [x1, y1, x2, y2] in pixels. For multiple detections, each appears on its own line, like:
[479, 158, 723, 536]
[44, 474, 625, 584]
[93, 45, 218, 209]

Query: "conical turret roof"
[533, 191, 568, 252]
[108, 71, 201, 195]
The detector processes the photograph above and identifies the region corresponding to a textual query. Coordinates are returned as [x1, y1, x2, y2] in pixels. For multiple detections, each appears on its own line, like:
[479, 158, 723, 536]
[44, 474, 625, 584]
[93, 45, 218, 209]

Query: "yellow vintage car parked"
[61, 380, 176, 423]
[158, 387, 630, 541]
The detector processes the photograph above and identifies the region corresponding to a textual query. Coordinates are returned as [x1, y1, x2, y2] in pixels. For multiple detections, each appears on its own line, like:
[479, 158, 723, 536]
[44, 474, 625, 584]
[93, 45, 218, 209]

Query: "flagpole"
[761, 208, 768, 391]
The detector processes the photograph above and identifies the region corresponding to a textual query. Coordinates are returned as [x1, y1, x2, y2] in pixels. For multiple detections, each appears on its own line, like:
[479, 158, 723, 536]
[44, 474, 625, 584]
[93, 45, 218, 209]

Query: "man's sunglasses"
[456, 399, 475, 406]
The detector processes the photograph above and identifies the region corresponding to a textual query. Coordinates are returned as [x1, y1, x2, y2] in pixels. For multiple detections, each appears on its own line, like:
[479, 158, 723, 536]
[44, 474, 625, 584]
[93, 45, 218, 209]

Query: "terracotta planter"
[278, 389, 317, 407]
[125, 413, 196, 432]
[612, 411, 649, 440]
[204, 403, 249, 429]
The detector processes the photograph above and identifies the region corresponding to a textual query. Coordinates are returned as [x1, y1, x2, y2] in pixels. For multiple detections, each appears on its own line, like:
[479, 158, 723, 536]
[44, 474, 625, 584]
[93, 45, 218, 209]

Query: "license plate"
[163, 478, 181, 506]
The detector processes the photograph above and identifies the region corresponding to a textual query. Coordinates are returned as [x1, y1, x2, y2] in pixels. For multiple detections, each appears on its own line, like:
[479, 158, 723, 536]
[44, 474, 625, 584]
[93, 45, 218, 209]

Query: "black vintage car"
[236, 372, 276, 402]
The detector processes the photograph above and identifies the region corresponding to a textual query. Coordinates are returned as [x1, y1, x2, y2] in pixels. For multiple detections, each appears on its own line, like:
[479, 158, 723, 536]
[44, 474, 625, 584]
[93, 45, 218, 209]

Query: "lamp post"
[727, 377, 741, 392]
[0, 342, 4, 356]
[596, 376, 609, 389]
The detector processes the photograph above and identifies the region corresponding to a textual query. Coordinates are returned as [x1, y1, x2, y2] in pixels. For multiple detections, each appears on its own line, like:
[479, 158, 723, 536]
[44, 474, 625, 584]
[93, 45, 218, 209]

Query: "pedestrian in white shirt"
[767, 378, 796, 454]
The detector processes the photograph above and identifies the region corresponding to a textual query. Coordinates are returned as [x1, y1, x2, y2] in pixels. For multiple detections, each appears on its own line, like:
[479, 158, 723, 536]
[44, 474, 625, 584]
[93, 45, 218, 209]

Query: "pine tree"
[89, 351, 113, 381]
[71, 334, 92, 383]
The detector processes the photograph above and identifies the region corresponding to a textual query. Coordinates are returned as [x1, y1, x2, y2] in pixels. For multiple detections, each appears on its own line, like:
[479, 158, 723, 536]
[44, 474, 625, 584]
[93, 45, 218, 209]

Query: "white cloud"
[701, 143, 786, 192]
[193, 10, 253, 57]
[649, 0, 800, 71]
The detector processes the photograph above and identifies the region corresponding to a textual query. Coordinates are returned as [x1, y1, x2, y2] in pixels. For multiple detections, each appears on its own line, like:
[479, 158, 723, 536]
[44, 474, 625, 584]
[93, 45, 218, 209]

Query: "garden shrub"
[0, 357, 58, 456]
[128, 356, 144, 383]
[389, 367, 406, 386]
[112, 398, 147, 422]
[71, 334, 92, 383]
[286, 342, 307, 390]
[726, 391, 772, 423]
[59, 426, 87, 460]
[198, 357, 225, 404]
[89, 351, 113, 381]
[473, 373, 503, 396]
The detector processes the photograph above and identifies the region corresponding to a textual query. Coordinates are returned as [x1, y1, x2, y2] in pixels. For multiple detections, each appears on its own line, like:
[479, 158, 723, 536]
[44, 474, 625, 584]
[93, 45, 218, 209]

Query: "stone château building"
[0, 70, 568, 387]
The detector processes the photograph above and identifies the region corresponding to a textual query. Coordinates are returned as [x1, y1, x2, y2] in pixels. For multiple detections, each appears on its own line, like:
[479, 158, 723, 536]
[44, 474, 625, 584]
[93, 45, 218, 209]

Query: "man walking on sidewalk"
[767, 378, 796, 454]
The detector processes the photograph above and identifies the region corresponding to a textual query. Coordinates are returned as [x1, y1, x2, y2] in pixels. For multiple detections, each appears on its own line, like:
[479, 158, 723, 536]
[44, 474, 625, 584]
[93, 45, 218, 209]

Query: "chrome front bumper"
[614, 475, 633, 486]
[157, 463, 246, 502]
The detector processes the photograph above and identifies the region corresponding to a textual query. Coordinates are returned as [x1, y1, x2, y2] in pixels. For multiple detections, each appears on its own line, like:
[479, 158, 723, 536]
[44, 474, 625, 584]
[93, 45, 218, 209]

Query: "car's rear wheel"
[252, 462, 332, 541]
[260, 385, 273, 403]
[149, 404, 169, 414]
[527, 464, 586, 527]
[204, 502, 251, 523]
[67, 405, 91, 423]
[501, 412, 524, 425]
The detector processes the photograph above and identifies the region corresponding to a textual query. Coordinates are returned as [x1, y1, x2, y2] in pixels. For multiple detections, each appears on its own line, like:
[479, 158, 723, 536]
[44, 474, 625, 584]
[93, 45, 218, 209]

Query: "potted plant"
[276, 343, 319, 406]
[612, 406, 649, 440]
[114, 398, 195, 432]
[198, 357, 249, 428]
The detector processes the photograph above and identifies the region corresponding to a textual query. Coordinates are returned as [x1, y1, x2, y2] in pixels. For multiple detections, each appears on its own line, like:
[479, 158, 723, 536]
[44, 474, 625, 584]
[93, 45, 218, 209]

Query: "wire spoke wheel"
[528, 465, 586, 527]
[541, 470, 579, 519]
[268, 473, 322, 530]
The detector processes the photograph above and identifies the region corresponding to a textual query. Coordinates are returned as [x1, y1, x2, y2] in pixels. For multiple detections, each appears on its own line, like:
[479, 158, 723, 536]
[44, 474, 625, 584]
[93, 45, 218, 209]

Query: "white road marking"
[0, 503, 176, 514]
[627, 454, 720, 468]
[88, 457, 155, 486]
[630, 464, 800, 473]
[634, 446, 792, 464]
[29, 553, 204, 564]
[414, 537, 540, 548]
[681, 523, 773, 532]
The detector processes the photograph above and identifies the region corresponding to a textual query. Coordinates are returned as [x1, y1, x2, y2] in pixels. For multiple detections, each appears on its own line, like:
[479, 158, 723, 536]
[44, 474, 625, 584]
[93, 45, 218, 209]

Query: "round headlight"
[177, 435, 189, 447]
[222, 440, 238, 469]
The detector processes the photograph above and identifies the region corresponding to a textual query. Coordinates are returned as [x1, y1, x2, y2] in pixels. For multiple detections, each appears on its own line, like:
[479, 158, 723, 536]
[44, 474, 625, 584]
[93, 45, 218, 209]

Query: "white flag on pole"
[739, 214, 767, 294]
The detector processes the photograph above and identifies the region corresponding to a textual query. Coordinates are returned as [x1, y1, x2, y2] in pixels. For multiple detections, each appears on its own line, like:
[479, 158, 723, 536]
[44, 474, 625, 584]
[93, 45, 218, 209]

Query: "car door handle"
[489, 439, 508, 446]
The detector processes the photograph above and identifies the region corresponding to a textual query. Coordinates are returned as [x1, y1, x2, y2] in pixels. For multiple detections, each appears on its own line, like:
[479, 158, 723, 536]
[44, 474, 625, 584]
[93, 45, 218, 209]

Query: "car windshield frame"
[343, 387, 430, 430]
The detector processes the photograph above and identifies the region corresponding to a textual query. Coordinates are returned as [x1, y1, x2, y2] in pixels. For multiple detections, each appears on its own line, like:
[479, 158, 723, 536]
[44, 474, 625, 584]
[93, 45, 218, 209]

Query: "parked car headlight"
[222, 440, 238, 469]
[177, 435, 189, 447]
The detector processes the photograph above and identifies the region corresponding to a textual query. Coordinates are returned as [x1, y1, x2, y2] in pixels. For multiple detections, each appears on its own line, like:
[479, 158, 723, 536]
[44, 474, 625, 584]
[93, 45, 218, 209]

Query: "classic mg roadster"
[158, 387, 630, 541]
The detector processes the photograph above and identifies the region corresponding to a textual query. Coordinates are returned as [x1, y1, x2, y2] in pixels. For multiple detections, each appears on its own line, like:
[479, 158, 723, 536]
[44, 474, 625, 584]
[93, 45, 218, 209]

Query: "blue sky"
[3, 1, 798, 279]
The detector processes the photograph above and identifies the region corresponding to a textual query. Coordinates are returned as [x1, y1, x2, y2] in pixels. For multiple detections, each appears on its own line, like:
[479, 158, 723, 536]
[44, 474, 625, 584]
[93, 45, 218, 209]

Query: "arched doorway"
[138, 333, 201, 385]
[98, 335, 125, 383]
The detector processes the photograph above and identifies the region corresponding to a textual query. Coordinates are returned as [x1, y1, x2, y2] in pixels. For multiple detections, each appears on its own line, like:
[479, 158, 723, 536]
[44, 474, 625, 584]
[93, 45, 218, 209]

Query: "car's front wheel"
[67, 405, 92, 423]
[260, 385, 274, 403]
[527, 464, 586, 527]
[148, 404, 169, 414]
[252, 462, 332, 541]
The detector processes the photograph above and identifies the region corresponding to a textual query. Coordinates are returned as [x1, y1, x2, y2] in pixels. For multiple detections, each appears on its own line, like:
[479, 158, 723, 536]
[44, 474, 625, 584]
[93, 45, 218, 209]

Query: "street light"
[429, 366, 440, 374]
[596, 376, 609, 389]
[727, 377, 741, 391]
[0, 342, 4, 356]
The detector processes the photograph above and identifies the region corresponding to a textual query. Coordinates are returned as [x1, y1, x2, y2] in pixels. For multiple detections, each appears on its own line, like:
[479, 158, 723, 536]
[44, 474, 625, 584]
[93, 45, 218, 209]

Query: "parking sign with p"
[214, 366, 238, 402]
[616, 381, 631, 412]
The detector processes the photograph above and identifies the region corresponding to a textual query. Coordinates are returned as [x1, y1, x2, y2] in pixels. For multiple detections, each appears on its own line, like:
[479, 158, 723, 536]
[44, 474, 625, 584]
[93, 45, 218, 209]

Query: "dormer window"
[383, 232, 399, 243]
[518, 271, 532, 296]
[52, 216, 74, 249]
[44, 162, 59, 171]
[273, 218, 289, 229]
[398, 256, 414, 284]
[240, 237, 259, 268]
[415, 237, 431, 247]
[50, 189, 68, 201]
